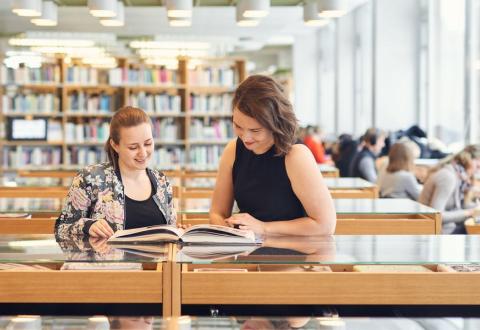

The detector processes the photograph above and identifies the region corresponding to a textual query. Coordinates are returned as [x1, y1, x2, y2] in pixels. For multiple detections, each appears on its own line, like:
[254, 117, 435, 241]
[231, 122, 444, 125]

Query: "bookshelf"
[0, 56, 246, 173]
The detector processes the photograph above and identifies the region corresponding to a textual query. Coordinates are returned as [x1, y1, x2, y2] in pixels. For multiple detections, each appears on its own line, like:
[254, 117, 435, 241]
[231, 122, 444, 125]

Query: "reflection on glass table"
[0, 234, 168, 264]
[176, 234, 480, 265]
[0, 315, 478, 329]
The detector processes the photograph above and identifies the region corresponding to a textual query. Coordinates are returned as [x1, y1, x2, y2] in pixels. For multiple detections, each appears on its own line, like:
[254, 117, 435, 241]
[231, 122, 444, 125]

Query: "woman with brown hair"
[209, 75, 336, 236]
[55, 106, 176, 239]
[377, 142, 422, 200]
[419, 145, 480, 234]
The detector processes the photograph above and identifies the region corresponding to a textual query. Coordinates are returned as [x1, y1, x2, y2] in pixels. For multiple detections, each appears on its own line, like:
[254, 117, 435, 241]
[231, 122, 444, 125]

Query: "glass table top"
[323, 178, 375, 189]
[178, 198, 438, 215]
[0, 198, 64, 214]
[0, 234, 167, 263]
[1, 235, 478, 266]
[176, 235, 480, 265]
[0, 316, 478, 329]
[319, 164, 339, 172]
[182, 177, 375, 190]
[0, 177, 70, 187]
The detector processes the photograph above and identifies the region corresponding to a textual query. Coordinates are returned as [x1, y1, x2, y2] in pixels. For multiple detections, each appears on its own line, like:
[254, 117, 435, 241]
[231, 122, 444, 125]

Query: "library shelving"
[0, 56, 246, 173]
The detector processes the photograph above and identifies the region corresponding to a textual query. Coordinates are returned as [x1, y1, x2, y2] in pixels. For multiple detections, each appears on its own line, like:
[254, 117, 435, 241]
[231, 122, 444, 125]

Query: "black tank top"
[124, 176, 166, 229]
[232, 138, 306, 222]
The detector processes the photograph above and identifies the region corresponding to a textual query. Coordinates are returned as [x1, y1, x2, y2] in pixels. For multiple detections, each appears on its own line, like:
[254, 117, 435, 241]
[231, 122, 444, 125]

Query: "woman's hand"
[88, 219, 114, 238]
[177, 223, 192, 230]
[225, 213, 266, 235]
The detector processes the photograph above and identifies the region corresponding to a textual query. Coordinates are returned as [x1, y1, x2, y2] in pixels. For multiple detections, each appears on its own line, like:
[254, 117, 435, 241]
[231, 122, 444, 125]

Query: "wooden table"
[0, 234, 172, 316]
[174, 235, 480, 316]
[319, 164, 339, 178]
[324, 178, 378, 199]
[2, 235, 480, 317]
[0, 198, 63, 234]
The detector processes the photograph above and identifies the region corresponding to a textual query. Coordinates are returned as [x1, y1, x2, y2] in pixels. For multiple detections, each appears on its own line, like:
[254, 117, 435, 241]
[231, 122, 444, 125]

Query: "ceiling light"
[238, 0, 269, 18]
[236, 2, 260, 27]
[9, 38, 95, 47]
[31, 1, 58, 26]
[137, 48, 208, 58]
[304, 0, 328, 26]
[82, 57, 117, 68]
[166, 0, 192, 18]
[100, 1, 125, 26]
[169, 18, 192, 27]
[88, 0, 117, 18]
[129, 41, 210, 49]
[12, 0, 42, 17]
[318, 0, 348, 18]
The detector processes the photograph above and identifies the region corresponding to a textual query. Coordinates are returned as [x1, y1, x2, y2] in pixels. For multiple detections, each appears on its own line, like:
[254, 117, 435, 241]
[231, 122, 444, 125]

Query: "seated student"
[55, 106, 176, 239]
[332, 134, 358, 177]
[349, 128, 386, 182]
[303, 125, 328, 164]
[377, 142, 422, 200]
[419, 145, 480, 234]
[209, 75, 336, 236]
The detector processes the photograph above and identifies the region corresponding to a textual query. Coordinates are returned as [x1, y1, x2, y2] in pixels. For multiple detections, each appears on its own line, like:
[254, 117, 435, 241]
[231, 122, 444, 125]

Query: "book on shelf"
[108, 224, 258, 245]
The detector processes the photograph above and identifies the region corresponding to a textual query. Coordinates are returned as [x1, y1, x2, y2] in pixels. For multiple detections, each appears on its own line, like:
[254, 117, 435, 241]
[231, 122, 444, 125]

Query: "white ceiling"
[0, 5, 314, 45]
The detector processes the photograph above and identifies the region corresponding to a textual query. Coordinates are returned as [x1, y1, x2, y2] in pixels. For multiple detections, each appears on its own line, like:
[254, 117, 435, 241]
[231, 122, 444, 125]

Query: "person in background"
[332, 134, 358, 177]
[377, 142, 422, 200]
[55, 106, 176, 239]
[419, 145, 480, 234]
[349, 128, 386, 182]
[303, 125, 329, 164]
[209, 75, 336, 236]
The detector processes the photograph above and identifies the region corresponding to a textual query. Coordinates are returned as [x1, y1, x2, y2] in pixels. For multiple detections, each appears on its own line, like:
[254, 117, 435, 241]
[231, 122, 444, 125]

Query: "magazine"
[107, 224, 257, 245]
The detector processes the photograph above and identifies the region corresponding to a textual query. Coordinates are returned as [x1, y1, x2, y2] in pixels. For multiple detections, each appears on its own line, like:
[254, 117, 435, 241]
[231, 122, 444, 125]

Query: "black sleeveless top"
[124, 173, 166, 230]
[232, 138, 306, 222]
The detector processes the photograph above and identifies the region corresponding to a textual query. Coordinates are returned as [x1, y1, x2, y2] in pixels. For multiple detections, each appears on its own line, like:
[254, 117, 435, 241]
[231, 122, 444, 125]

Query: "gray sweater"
[377, 170, 422, 200]
[418, 164, 472, 226]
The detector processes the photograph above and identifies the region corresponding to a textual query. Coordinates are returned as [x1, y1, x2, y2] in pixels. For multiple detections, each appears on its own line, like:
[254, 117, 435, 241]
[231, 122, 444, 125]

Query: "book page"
[108, 225, 184, 243]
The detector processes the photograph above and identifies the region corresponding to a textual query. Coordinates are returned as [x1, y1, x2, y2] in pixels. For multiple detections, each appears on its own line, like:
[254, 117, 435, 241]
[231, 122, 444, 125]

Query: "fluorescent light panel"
[166, 0, 192, 18]
[318, 0, 348, 18]
[129, 41, 210, 50]
[239, 0, 269, 18]
[236, 1, 260, 27]
[304, 0, 328, 26]
[31, 1, 58, 26]
[169, 18, 192, 27]
[12, 0, 42, 17]
[9, 38, 95, 47]
[88, 0, 117, 17]
[100, 1, 125, 26]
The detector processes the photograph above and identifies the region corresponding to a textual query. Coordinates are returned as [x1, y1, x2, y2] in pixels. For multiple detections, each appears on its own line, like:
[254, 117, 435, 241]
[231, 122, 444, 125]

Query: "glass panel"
[318, 164, 338, 173]
[323, 178, 375, 189]
[1, 316, 479, 329]
[0, 198, 64, 214]
[333, 198, 437, 214]
[178, 198, 438, 215]
[0, 177, 71, 187]
[176, 235, 480, 265]
[0, 234, 167, 263]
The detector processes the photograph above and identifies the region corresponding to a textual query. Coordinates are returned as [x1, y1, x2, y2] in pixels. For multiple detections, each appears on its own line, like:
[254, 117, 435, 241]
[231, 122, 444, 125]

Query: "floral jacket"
[55, 162, 176, 239]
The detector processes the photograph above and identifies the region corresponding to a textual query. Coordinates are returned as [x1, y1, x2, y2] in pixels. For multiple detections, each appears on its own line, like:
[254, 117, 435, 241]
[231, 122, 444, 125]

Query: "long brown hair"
[232, 75, 298, 156]
[105, 106, 152, 170]
[386, 142, 415, 173]
[426, 144, 480, 179]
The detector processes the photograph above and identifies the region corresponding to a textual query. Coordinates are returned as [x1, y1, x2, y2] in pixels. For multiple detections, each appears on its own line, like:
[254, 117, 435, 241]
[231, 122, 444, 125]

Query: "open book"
[107, 224, 257, 245]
